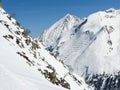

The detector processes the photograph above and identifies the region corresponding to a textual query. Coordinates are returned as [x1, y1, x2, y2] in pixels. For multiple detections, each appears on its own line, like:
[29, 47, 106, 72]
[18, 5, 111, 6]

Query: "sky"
[2, 0, 120, 37]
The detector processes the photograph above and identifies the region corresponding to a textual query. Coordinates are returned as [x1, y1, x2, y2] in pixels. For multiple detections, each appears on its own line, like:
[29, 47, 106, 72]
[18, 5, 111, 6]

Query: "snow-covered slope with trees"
[0, 7, 91, 90]
[41, 8, 120, 89]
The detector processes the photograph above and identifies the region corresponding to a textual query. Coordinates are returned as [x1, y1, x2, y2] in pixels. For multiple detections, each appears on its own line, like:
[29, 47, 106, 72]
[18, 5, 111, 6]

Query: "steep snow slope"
[41, 8, 120, 75]
[0, 7, 91, 90]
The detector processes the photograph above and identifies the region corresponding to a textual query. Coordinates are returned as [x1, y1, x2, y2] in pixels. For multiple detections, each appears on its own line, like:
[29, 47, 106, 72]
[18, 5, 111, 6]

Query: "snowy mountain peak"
[64, 13, 80, 21]
[41, 8, 120, 74]
[40, 9, 120, 89]
[64, 13, 74, 18]
[40, 13, 83, 48]
[50, 13, 81, 31]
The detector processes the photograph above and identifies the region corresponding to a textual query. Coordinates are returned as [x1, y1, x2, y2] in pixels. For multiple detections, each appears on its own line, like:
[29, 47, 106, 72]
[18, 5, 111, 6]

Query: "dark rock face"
[85, 72, 120, 90]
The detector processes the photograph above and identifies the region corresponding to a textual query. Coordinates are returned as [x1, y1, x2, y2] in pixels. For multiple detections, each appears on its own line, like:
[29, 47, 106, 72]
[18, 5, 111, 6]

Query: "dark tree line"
[85, 72, 120, 90]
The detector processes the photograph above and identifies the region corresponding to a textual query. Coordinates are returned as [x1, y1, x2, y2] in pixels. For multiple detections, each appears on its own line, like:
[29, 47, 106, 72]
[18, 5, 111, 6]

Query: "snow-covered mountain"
[40, 14, 85, 48]
[0, 7, 91, 90]
[41, 8, 120, 89]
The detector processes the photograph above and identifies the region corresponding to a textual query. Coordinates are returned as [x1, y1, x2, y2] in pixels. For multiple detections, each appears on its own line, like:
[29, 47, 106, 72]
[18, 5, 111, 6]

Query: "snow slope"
[0, 7, 90, 90]
[41, 8, 120, 75]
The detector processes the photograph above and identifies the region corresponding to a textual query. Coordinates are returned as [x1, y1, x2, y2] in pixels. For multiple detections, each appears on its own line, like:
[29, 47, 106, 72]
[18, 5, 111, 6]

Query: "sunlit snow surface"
[0, 8, 90, 90]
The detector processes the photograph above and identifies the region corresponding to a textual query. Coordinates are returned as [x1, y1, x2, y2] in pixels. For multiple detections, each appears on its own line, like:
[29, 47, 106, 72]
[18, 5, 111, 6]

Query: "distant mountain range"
[40, 8, 120, 90]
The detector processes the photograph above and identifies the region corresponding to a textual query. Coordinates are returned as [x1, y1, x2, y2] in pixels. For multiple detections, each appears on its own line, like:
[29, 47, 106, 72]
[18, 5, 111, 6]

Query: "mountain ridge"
[41, 8, 120, 74]
[40, 8, 120, 89]
[0, 7, 90, 90]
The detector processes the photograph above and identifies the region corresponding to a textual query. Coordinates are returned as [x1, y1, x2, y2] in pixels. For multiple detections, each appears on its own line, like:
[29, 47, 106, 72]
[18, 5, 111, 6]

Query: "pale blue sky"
[2, 0, 120, 37]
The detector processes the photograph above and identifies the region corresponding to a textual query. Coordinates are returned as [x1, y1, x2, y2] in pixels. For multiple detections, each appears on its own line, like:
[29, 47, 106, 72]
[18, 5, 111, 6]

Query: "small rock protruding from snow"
[105, 8, 116, 13]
